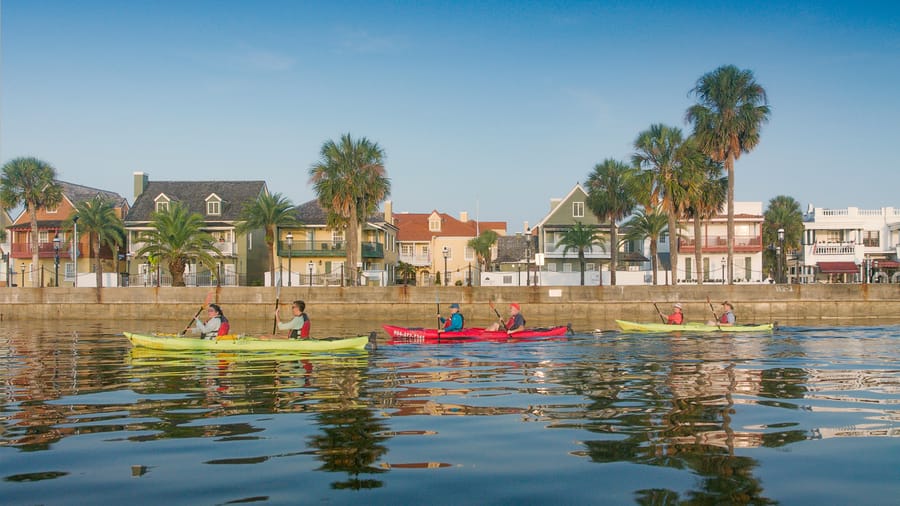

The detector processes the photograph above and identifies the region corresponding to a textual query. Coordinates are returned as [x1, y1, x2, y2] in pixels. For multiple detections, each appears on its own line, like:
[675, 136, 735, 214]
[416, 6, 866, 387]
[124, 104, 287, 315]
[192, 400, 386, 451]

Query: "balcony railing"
[361, 242, 384, 259]
[813, 243, 857, 255]
[11, 242, 80, 258]
[279, 240, 345, 257]
[399, 254, 431, 267]
[677, 235, 762, 253]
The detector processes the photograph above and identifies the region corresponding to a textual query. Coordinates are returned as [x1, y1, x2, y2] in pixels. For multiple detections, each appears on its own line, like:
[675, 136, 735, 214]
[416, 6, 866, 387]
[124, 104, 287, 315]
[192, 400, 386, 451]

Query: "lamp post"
[72, 215, 79, 287]
[442, 246, 449, 286]
[286, 233, 293, 287]
[21, 263, 26, 287]
[777, 228, 785, 283]
[721, 257, 726, 285]
[525, 227, 532, 286]
[53, 234, 61, 287]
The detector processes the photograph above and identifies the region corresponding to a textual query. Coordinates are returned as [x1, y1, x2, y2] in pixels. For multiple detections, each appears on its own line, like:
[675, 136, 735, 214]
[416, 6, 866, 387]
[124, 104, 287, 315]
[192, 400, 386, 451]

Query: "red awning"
[817, 261, 859, 274]
[876, 260, 899, 269]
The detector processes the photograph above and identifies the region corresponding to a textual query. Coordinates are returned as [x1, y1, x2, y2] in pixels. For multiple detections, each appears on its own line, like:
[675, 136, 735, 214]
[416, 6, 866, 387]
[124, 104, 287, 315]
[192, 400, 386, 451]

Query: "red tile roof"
[394, 212, 506, 241]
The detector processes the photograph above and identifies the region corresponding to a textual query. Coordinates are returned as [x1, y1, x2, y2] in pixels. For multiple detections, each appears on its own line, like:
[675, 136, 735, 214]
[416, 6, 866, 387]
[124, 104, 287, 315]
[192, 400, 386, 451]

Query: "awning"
[817, 261, 859, 274]
[876, 260, 899, 269]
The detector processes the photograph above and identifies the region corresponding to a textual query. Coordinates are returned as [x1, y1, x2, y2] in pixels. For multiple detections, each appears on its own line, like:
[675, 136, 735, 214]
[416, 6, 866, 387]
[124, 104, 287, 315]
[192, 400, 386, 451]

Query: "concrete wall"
[2, 284, 899, 327]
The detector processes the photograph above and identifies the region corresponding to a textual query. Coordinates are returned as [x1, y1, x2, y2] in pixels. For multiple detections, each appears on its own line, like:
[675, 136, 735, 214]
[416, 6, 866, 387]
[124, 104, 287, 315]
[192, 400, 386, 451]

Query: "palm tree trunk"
[650, 240, 658, 285]
[94, 235, 103, 288]
[266, 225, 276, 283]
[668, 213, 678, 286]
[726, 153, 735, 285]
[610, 223, 618, 286]
[579, 251, 585, 286]
[694, 218, 703, 285]
[347, 201, 359, 286]
[29, 209, 39, 286]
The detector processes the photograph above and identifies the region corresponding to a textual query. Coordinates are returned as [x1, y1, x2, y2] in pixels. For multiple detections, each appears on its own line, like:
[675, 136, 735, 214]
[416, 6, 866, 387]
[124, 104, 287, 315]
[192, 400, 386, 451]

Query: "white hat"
[673, 303, 682, 309]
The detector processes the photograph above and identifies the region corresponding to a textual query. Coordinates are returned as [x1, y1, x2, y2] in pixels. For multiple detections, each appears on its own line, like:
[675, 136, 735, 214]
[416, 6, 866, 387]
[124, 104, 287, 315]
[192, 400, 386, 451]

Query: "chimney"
[384, 200, 393, 224]
[550, 198, 561, 211]
[523, 221, 529, 234]
[134, 172, 148, 200]
[460, 211, 468, 222]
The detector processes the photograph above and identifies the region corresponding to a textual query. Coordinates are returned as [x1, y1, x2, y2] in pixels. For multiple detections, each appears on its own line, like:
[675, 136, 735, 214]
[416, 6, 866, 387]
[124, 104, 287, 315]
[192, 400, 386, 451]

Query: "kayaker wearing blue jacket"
[437, 303, 464, 333]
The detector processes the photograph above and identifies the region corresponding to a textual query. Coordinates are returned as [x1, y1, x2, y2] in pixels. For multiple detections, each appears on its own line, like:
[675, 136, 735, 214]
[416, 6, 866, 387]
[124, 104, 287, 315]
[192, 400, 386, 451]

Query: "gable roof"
[292, 199, 395, 231]
[125, 180, 266, 223]
[495, 233, 536, 263]
[534, 183, 596, 228]
[59, 181, 128, 208]
[394, 211, 506, 241]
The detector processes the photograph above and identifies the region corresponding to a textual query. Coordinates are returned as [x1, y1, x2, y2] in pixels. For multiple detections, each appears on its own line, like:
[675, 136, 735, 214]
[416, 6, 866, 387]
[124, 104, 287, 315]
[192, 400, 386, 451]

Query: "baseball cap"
[510, 303, 520, 311]
[673, 303, 682, 309]
[449, 303, 460, 309]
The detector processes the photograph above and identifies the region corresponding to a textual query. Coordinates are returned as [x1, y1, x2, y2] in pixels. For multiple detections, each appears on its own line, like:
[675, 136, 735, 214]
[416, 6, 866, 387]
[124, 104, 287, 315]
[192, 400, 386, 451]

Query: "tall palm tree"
[467, 230, 499, 273]
[235, 192, 298, 283]
[309, 134, 390, 286]
[686, 64, 770, 284]
[682, 153, 727, 284]
[555, 221, 606, 286]
[633, 124, 693, 285]
[624, 208, 669, 285]
[763, 195, 803, 281]
[586, 159, 637, 286]
[0, 157, 64, 285]
[136, 202, 219, 287]
[67, 196, 126, 288]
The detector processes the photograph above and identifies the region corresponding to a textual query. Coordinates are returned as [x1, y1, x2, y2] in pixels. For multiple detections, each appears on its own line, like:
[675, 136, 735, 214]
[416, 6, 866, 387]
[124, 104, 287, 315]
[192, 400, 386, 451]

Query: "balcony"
[279, 240, 346, 257]
[677, 235, 762, 254]
[813, 242, 857, 256]
[399, 254, 431, 267]
[11, 242, 79, 259]
[361, 242, 384, 259]
[213, 241, 236, 256]
[541, 243, 608, 258]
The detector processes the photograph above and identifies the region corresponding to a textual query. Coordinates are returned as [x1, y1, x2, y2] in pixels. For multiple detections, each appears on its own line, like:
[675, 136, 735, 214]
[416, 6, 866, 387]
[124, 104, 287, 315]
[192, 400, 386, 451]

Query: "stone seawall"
[2, 284, 899, 327]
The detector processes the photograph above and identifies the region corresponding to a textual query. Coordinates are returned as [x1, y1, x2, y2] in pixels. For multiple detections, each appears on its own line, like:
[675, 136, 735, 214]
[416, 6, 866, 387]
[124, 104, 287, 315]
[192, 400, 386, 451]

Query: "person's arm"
[507, 315, 525, 334]
[278, 316, 302, 331]
[447, 313, 464, 331]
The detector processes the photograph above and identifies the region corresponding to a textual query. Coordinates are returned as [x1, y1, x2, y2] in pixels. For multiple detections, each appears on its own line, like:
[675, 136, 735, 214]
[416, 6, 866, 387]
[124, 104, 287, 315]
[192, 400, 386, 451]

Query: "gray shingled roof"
[125, 181, 266, 223]
[496, 235, 536, 263]
[60, 181, 126, 207]
[293, 199, 387, 227]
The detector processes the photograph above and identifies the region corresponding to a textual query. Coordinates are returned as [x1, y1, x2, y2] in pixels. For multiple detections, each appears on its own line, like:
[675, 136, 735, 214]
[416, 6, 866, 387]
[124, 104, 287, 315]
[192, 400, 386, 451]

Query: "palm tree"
[586, 159, 637, 286]
[633, 124, 693, 285]
[555, 221, 606, 286]
[686, 64, 770, 284]
[135, 202, 219, 287]
[763, 195, 803, 281]
[0, 157, 64, 285]
[235, 192, 298, 284]
[624, 208, 669, 285]
[682, 154, 727, 284]
[396, 261, 417, 285]
[309, 134, 390, 286]
[467, 230, 499, 273]
[67, 196, 126, 288]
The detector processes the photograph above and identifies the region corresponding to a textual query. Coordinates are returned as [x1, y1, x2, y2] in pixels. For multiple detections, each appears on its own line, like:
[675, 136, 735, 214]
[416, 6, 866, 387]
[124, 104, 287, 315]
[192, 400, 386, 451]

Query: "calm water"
[1, 319, 898, 505]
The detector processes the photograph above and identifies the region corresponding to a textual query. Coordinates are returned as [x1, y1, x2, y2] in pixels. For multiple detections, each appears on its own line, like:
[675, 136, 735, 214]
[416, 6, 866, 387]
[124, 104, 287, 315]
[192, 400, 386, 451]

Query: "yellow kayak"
[124, 332, 373, 352]
[615, 320, 775, 333]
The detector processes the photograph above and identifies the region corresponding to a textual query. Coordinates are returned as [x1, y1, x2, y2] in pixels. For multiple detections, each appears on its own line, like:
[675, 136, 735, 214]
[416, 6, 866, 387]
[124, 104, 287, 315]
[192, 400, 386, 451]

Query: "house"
[124, 172, 267, 286]
[393, 208, 506, 286]
[485, 232, 537, 286]
[5, 181, 129, 287]
[277, 199, 399, 286]
[1, 208, 13, 286]
[798, 206, 900, 284]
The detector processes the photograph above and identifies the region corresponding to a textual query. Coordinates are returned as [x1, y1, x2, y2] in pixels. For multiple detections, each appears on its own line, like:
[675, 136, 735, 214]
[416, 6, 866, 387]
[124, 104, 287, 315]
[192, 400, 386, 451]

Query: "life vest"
[217, 317, 230, 336]
[300, 313, 310, 338]
[443, 314, 464, 329]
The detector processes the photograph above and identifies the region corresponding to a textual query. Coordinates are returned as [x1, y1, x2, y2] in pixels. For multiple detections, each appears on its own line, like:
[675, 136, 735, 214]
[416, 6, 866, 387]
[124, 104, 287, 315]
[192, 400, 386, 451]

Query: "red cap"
[510, 303, 520, 311]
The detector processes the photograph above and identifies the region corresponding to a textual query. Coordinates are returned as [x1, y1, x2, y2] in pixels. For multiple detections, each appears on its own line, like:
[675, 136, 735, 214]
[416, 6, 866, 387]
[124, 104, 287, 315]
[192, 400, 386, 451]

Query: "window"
[47, 206, 58, 214]
[429, 216, 441, 232]
[863, 230, 880, 247]
[562, 263, 573, 273]
[465, 246, 475, 261]
[547, 263, 557, 272]
[64, 262, 75, 280]
[421, 245, 430, 257]
[207, 200, 221, 215]
[585, 263, 596, 272]
[684, 257, 692, 281]
[155, 201, 169, 213]
[573, 202, 584, 218]
[502, 274, 513, 284]
[744, 257, 752, 281]
[703, 257, 710, 282]
[401, 244, 414, 257]
[39, 231, 49, 244]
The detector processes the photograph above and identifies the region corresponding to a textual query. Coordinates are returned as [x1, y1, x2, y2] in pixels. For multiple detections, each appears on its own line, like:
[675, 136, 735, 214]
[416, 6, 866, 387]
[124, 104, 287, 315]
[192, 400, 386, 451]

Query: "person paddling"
[707, 301, 735, 326]
[666, 303, 684, 325]
[488, 303, 526, 335]
[274, 300, 311, 339]
[194, 303, 230, 339]
[437, 303, 464, 333]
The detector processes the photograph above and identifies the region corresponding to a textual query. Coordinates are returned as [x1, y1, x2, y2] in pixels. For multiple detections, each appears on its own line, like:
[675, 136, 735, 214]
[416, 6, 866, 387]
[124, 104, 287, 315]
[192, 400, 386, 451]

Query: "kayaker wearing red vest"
[194, 303, 230, 339]
[488, 303, 526, 335]
[707, 301, 736, 326]
[666, 303, 684, 324]
[274, 300, 311, 339]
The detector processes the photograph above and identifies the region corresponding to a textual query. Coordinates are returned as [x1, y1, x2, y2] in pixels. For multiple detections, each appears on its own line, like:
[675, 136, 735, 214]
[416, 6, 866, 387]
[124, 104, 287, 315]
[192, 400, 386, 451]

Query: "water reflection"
[1, 321, 898, 504]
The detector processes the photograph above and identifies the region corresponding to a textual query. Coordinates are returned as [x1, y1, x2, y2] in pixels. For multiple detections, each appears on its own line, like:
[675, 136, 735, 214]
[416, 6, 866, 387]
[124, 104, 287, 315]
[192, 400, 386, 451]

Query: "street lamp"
[721, 257, 726, 285]
[53, 234, 61, 287]
[777, 228, 785, 283]
[21, 262, 26, 287]
[73, 215, 80, 287]
[442, 246, 449, 286]
[286, 233, 293, 287]
[525, 227, 532, 286]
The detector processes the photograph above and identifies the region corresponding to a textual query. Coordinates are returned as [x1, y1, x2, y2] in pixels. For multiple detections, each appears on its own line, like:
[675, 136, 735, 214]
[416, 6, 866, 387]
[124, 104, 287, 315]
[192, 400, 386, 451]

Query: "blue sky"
[2, 1, 898, 230]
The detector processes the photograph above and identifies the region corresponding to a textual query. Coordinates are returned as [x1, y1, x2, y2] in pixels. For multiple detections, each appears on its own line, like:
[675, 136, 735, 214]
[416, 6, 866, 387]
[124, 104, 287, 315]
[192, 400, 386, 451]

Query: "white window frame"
[429, 217, 441, 232]
[465, 246, 475, 261]
[573, 202, 585, 218]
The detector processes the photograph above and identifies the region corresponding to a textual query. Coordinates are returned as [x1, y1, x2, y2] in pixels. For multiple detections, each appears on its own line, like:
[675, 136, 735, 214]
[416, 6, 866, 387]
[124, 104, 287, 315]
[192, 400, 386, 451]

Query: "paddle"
[652, 303, 667, 324]
[706, 296, 722, 330]
[180, 291, 215, 336]
[488, 300, 507, 331]
[272, 272, 282, 335]
[436, 293, 441, 331]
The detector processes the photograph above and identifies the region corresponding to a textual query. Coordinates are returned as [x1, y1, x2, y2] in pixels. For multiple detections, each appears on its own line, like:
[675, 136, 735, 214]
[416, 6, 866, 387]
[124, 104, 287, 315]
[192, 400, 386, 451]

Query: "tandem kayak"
[382, 324, 573, 344]
[615, 320, 775, 333]
[124, 332, 374, 352]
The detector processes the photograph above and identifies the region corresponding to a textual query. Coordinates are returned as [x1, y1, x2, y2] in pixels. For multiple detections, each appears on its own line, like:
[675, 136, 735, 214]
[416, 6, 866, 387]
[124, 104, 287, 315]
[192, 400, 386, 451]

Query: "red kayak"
[382, 324, 573, 344]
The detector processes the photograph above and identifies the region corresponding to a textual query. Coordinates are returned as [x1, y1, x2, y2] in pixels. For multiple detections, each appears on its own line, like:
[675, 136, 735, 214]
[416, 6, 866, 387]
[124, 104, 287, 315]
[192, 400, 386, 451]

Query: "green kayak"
[615, 320, 775, 333]
[124, 332, 373, 352]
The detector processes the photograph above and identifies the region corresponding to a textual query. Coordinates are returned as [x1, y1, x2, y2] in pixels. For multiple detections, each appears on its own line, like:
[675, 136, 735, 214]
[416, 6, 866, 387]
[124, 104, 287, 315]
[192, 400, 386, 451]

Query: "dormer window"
[428, 215, 441, 232]
[206, 194, 222, 216]
[154, 194, 170, 213]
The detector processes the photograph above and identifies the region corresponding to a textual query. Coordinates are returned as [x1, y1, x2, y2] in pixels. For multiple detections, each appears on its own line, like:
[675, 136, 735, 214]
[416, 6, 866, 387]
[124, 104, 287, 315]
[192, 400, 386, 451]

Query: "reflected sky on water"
[1, 319, 898, 505]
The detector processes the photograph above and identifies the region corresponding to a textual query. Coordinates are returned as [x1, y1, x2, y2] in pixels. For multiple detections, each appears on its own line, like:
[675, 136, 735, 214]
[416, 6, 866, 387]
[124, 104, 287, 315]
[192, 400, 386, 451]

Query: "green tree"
[633, 124, 693, 285]
[309, 134, 390, 286]
[235, 192, 298, 283]
[396, 261, 417, 285]
[687, 64, 770, 284]
[681, 143, 727, 284]
[555, 221, 606, 286]
[624, 208, 669, 285]
[135, 202, 219, 287]
[66, 196, 125, 288]
[467, 230, 499, 273]
[763, 195, 803, 281]
[586, 159, 637, 286]
[0, 157, 64, 285]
